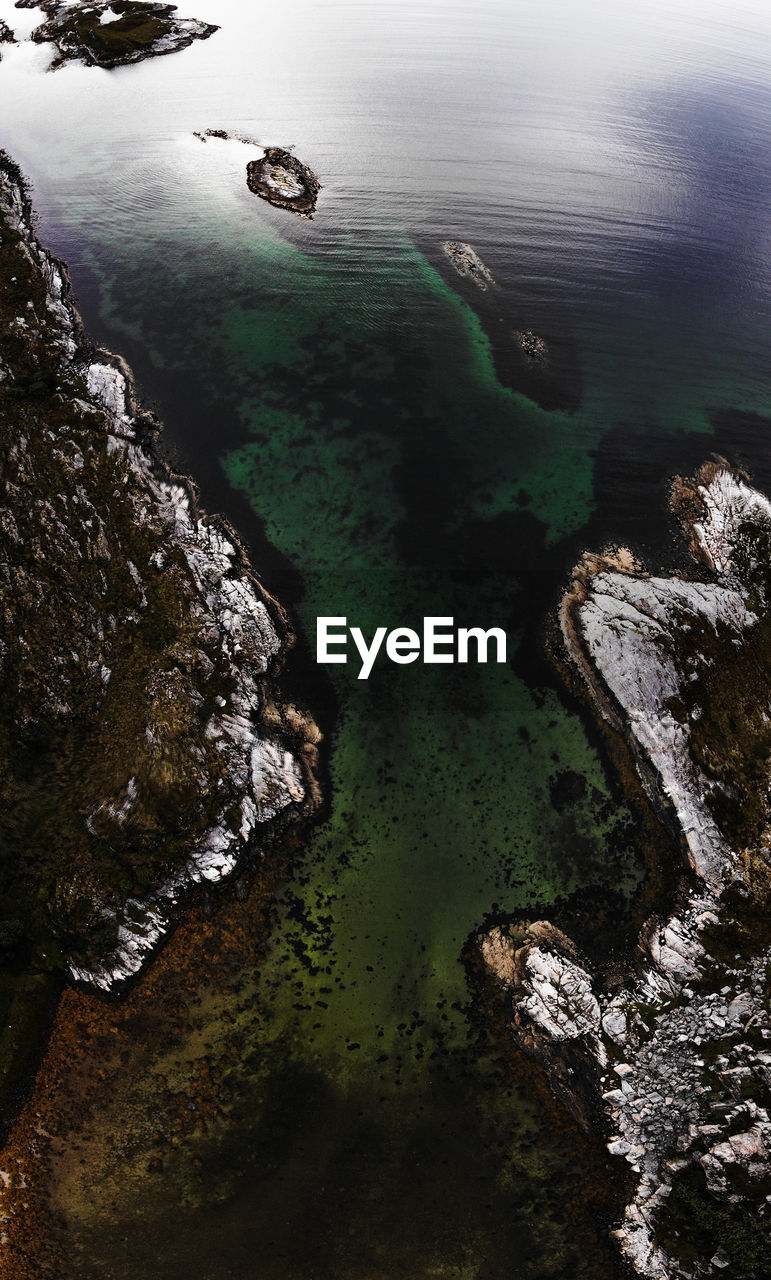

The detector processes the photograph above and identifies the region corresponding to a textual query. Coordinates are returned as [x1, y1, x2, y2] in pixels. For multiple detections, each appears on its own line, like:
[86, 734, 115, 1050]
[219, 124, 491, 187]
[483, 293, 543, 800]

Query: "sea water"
[1, 0, 770, 1275]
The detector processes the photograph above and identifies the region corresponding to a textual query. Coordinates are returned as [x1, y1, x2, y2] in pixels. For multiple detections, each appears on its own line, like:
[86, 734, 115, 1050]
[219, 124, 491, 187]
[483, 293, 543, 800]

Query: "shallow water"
[1, 0, 771, 1275]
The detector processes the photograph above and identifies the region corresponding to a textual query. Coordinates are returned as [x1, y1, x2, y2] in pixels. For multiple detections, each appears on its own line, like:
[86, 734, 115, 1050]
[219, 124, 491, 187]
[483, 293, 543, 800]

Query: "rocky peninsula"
[478, 461, 771, 1278]
[0, 149, 320, 1118]
[27, 0, 217, 70]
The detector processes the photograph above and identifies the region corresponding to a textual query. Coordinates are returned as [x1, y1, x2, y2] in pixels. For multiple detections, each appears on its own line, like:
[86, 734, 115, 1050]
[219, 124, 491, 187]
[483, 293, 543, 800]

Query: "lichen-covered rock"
[483, 920, 600, 1040]
[522, 944, 601, 1039]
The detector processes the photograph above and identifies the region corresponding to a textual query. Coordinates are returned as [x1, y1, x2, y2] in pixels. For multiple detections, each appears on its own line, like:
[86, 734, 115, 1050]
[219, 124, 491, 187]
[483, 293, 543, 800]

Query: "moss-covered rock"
[30, 0, 217, 70]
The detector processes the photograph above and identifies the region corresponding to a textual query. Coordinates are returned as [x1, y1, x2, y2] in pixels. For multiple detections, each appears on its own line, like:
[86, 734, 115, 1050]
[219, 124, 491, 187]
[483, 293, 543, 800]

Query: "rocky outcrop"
[481, 921, 605, 1132]
[565, 555, 750, 891]
[0, 151, 320, 995]
[0, 19, 15, 51]
[513, 329, 548, 363]
[479, 463, 771, 1278]
[29, 0, 217, 71]
[442, 241, 495, 290]
[194, 134, 322, 218]
[246, 148, 321, 218]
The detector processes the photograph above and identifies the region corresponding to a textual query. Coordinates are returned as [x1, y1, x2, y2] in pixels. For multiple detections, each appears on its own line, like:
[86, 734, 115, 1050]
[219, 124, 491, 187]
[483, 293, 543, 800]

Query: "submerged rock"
[29, 0, 218, 71]
[194, 127, 260, 146]
[442, 240, 495, 290]
[0, 150, 320, 996]
[478, 461, 771, 1278]
[246, 147, 321, 218]
[513, 328, 548, 363]
[439, 241, 578, 411]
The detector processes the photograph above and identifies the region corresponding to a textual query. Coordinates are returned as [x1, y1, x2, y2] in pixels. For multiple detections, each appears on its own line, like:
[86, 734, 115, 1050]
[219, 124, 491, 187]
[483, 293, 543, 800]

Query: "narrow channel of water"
[1, 0, 770, 1274]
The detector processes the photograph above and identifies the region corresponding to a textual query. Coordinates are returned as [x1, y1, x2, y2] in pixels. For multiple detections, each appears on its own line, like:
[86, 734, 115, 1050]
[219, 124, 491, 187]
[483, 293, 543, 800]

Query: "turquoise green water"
[218, 243, 641, 1080]
[81, 232, 648, 1280]
[36, 197, 769, 1279]
[49, 204, 770, 1277]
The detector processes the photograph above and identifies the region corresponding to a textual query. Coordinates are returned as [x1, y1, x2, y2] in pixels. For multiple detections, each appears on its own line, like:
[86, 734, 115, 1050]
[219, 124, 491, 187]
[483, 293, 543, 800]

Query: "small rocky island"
[513, 328, 549, 363]
[478, 462, 771, 1279]
[28, 0, 217, 70]
[442, 240, 495, 290]
[0, 149, 320, 1116]
[246, 147, 321, 218]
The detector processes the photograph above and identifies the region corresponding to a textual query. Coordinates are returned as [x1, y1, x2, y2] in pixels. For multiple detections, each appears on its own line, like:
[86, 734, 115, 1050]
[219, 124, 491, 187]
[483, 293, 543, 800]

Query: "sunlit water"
[2, 0, 771, 1275]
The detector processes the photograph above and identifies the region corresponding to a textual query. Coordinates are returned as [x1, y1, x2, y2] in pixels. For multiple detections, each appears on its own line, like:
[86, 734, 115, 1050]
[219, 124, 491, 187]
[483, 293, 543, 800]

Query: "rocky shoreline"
[0, 151, 321, 1005]
[478, 462, 771, 1278]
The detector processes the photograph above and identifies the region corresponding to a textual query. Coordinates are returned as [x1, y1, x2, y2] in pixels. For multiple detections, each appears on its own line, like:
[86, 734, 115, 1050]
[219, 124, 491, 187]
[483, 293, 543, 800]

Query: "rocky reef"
[478, 462, 771, 1278]
[0, 144, 320, 1049]
[28, 0, 217, 71]
[194, 127, 259, 146]
[246, 147, 321, 218]
[442, 240, 495, 290]
[513, 328, 548, 364]
[438, 238, 580, 412]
